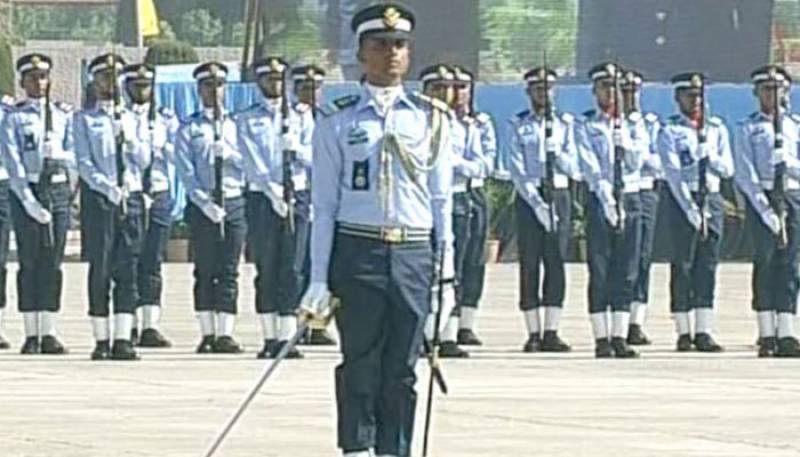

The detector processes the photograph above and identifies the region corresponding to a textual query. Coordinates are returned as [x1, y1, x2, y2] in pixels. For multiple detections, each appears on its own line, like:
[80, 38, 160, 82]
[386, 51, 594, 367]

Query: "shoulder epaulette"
[53, 101, 73, 112]
[15, 100, 26, 108]
[668, 114, 682, 124]
[582, 109, 596, 119]
[791, 113, 800, 123]
[158, 106, 175, 118]
[560, 112, 574, 123]
[515, 109, 530, 121]
[644, 112, 659, 123]
[333, 94, 360, 110]
[707, 115, 723, 126]
[317, 104, 334, 117]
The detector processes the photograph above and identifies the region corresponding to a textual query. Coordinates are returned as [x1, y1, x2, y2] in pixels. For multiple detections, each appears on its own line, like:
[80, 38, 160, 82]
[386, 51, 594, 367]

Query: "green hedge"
[144, 39, 199, 66]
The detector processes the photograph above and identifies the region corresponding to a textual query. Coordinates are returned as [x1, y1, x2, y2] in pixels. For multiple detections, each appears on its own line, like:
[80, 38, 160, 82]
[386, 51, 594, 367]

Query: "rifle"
[309, 68, 317, 121]
[611, 63, 625, 233]
[143, 66, 157, 233]
[40, 82, 56, 247]
[111, 56, 128, 217]
[422, 245, 450, 457]
[212, 70, 225, 239]
[541, 54, 557, 233]
[696, 75, 709, 240]
[772, 77, 788, 249]
[280, 65, 296, 233]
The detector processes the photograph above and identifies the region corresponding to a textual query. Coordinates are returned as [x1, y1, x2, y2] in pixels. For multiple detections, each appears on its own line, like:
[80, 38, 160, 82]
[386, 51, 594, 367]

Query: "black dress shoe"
[196, 336, 216, 354]
[20, 337, 40, 355]
[522, 333, 542, 353]
[457, 328, 484, 346]
[271, 340, 304, 359]
[775, 337, 800, 358]
[307, 329, 337, 346]
[595, 338, 613, 358]
[758, 337, 777, 358]
[110, 340, 140, 360]
[40, 335, 67, 354]
[676, 334, 693, 352]
[213, 336, 244, 354]
[438, 341, 469, 358]
[0, 333, 10, 350]
[694, 333, 723, 352]
[540, 330, 571, 352]
[611, 337, 639, 358]
[627, 324, 652, 346]
[257, 339, 278, 359]
[91, 340, 111, 360]
[138, 328, 172, 348]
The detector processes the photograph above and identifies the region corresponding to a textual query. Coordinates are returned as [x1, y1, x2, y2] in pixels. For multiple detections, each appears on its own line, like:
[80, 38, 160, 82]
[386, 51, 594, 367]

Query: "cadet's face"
[199, 79, 225, 108]
[594, 79, 618, 113]
[527, 83, 554, 110]
[295, 81, 322, 106]
[756, 83, 783, 114]
[93, 70, 118, 100]
[126, 80, 152, 105]
[258, 73, 283, 98]
[21, 70, 50, 98]
[622, 87, 640, 112]
[453, 83, 471, 111]
[424, 82, 453, 105]
[676, 89, 702, 117]
[359, 35, 411, 86]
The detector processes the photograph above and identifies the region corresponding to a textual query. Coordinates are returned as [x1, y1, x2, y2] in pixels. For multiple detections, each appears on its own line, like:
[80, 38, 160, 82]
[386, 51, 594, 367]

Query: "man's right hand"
[201, 201, 226, 224]
[24, 200, 52, 225]
[299, 282, 332, 319]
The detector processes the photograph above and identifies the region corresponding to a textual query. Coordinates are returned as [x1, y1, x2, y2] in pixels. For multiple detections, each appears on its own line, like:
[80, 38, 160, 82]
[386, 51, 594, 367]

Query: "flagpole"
[136, 0, 144, 51]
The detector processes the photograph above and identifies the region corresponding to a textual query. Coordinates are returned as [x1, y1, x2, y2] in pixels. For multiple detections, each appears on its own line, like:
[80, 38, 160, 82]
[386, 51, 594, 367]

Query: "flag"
[138, 0, 160, 38]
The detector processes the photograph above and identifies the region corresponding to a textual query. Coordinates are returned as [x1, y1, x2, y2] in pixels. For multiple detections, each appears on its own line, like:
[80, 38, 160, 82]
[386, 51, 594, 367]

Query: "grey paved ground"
[1, 262, 799, 457]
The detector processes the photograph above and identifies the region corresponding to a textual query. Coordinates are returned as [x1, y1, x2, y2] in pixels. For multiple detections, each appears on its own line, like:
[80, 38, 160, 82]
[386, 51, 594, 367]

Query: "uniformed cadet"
[175, 62, 247, 354]
[290, 63, 339, 347]
[298, 4, 454, 457]
[0, 97, 11, 350]
[417, 64, 475, 359]
[0, 54, 74, 354]
[734, 65, 800, 357]
[122, 63, 177, 348]
[575, 62, 646, 358]
[237, 56, 313, 359]
[620, 69, 662, 345]
[508, 66, 580, 353]
[450, 65, 494, 348]
[658, 73, 733, 352]
[75, 53, 146, 361]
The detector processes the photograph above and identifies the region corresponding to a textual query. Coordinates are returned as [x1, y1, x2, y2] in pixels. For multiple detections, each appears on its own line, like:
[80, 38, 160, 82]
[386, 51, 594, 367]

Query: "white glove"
[299, 282, 332, 318]
[534, 203, 558, 233]
[687, 207, 703, 231]
[112, 120, 124, 139]
[24, 200, 52, 225]
[440, 245, 456, 282]
[142, 193, 153, 212]
[772, 145, 786, 166]
[696, 142, 711, 160]
[200, 201, 226, 224]
[602, 201, 620, 228]
[544, 137, 558, 154]
[280, 133, 301, 153]
[107, 185, 124, 206]
[766, 212, 782, 235]
[210, 141, 225, 160]
[269, 192, 289, 218]
[41, 140, 54, 159]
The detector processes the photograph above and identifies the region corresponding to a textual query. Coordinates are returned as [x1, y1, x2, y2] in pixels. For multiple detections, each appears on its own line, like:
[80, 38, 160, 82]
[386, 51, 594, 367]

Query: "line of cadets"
[0, 52, 798, 360]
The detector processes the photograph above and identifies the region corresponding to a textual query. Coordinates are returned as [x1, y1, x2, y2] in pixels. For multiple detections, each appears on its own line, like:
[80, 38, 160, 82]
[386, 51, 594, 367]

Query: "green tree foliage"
[12, 5, 115, 42]
[481, 0, 578, 79]
[0, 38, 14, 96]
[178, 9, 223, 47]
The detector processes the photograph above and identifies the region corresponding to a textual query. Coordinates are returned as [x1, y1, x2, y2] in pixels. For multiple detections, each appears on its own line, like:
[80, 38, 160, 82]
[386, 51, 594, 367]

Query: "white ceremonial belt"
[788, 180, 800, 191]
[639, 177, 656, 190]
[687, 182, 721, 193]
[469, 178, 485, 188]
[623, 182, 639, 194]
[150, 182, 169, 193]
[223, 188, 243, 199]
[452, 183, 468, 193]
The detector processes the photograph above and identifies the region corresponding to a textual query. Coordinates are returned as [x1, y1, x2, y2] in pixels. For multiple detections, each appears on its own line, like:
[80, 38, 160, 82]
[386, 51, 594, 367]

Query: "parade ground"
[1, 262, 799, 457]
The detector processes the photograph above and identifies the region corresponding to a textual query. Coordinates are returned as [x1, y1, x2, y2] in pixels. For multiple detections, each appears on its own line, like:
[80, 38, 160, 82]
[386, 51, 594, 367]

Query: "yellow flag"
[138, 0, 160, 38]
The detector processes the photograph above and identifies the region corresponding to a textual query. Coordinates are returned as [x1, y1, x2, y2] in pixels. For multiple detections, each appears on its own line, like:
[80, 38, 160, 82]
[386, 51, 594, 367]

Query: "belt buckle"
[382, 227, 405, 243]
